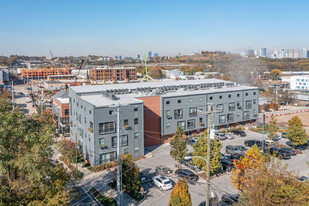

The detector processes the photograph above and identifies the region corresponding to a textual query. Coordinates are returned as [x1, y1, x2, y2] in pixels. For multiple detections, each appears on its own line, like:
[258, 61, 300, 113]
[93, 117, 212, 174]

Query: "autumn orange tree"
[231, 145, 264, 190]
[168, 179, 192, 206]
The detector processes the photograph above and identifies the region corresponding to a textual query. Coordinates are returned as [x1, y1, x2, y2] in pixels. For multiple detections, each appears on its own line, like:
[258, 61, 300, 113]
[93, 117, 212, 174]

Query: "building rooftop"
[93, 67, 136, 70]
[70, 79, 231, 94]
[80, 94, 143, 108]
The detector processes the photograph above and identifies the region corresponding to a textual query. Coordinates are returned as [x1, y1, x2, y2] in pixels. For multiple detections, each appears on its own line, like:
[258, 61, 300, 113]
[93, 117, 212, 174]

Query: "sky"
[1, 0, 309, 57]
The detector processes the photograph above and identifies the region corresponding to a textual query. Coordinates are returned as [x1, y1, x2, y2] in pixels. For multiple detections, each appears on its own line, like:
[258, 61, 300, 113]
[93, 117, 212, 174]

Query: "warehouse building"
[69, 79, 259, 166]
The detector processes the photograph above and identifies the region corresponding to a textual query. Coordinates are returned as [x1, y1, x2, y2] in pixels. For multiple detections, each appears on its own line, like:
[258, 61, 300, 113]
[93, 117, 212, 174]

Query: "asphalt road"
[13, 85, 36, 115]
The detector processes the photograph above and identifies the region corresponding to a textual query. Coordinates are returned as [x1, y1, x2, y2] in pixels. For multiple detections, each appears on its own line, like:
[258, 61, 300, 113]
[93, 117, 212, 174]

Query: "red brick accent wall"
[54, 99, 69, 118]
[137, 96, 161, 147]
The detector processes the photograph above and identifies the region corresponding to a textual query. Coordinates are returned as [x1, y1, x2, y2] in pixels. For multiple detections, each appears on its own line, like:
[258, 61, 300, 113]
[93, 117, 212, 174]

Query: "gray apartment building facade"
[69, 79, 259, 166]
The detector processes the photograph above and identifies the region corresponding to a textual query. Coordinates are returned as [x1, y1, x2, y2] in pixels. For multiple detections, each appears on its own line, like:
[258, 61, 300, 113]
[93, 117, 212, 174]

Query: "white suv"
[152, 176, 173, 191]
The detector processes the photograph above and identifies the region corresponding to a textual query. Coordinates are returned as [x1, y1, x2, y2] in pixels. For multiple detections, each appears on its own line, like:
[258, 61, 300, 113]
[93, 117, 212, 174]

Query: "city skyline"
[1, 0, 309, 57]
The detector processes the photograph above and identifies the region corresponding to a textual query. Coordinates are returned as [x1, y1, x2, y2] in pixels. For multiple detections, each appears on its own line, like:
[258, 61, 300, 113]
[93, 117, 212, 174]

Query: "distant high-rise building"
[260, 48, 267, 57]
[153, 53, 159, 58]
[274, 48, 279, 56]
[147, 51, 152, 59]
[302, 48, 307, 58]
[246, 49, 255, 57]
[279, 48, 285, 58]
[136, 54, 141, 60]
[287, 49, 294, 58]
[307, 51, 309, 59]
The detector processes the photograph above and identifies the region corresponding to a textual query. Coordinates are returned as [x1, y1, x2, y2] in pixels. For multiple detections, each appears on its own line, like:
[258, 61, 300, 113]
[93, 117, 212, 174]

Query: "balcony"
[200, 122, 205, 127]
[124, 125, 131, 130]
[99, 144, 108, 150]
[88, 127, 93, 133]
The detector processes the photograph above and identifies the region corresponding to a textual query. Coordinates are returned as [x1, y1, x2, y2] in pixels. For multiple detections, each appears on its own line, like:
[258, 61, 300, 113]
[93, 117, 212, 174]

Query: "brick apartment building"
[90, 67, 136, 82]
[69, 79, 259, 166]
[52, 90, 70, 136]
[21, 68, 71, 79]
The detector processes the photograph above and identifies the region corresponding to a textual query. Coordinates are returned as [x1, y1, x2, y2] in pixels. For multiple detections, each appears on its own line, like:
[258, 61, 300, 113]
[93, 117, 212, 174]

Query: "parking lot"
[136, 130, 309, 206]
[13, 85, 36, 115]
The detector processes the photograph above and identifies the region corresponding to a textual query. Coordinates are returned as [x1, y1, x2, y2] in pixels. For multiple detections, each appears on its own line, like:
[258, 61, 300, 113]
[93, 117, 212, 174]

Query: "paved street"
[13, 85, 36, 115]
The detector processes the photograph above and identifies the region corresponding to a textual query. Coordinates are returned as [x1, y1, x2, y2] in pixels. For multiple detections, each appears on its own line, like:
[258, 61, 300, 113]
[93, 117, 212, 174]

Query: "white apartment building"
[290, 75, 309, 90]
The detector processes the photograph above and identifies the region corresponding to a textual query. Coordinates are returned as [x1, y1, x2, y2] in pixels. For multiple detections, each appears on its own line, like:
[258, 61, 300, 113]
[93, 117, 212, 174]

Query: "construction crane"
[49, 50, 60, 75]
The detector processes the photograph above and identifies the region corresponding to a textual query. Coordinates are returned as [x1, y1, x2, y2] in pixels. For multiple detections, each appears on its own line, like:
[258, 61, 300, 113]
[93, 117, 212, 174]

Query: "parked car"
[215, 133, 227, 140]
[225, 145, 245, 155]
[220, 160, 235, 172]
[244, 139, 262, 148]
[263, 147, 291, 159]
[140, 173, 147, 182]
[282, 132, 288, 138]
[221, 194, 240, 205]
[220, 153, 230, 160]
[231, 130, 246, 137]
[225, 133, 234, 140]
[152, 176, 173, 191]
[273, 135, 281, 142]
[175, 169, 199, 184]
[262, 139, 276, 148]
[287, 141, 307, 150]
[18, 92, 24, 95]
[234, 145, 247, 152]
[184, 153, 193, 160]
[230, 153, 244, 160]
[306, 103, 309, 107]
[280, 147, 297, 156]
[155, 165, 172, 175]
[297, 176, 309, 181]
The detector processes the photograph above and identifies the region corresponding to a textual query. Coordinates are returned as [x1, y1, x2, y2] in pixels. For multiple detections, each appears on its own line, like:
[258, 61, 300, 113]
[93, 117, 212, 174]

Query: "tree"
[267, 116, 278, 140]
[234, 157, 309, 205]
[0, 96, 71, 205]
[286, 116, 308, 146]
[114, 154, 141, 197]
[170, 127, 187, 163]
[168, 179, 192, 206]
[191, 131, 222, 174]
[231, 145, 264, 190]
[270, 69, 281, 80]
[148, 65, 163, 79]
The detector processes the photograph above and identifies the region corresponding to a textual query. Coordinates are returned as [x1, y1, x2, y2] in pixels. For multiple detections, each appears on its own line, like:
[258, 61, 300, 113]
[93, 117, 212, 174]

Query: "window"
[187, 119, 195, 129]
[134, 107, 138, 112]
[64, 109, 69, 115]
[99, 122, 116, 134]
[210, 96, 213, 100]
[177, 121, 186, 129]
[134, 132, 139, 139]
[109, 110, 114, 115]
[253, 99, 256, 104]
[189, 107, 197, 117]
[200, 97, 203, 102]
[174, 109, 183, 119]
[246, 93, 248, 96]
[134, 118, 138, 125]
[253, 109, 257, 117]
[219, 115, 226, 124]
[216, 104, 223, 113]
[199, 118, 204, 126]
[121, 135, 128, 146]
[99, 138, 105, 145]
[124, 148, 129, 155]
[219, 95, 222, 99]
[100, 152, 116, 164]
[237, 112, 240, 117]
[73, 99, 75, 103]
[245, 100, 252, 109]
[89, 110, 92, 114]
[237, 93, 240, 97]
[84, 117, 86, 124]
[253, 92, 256, 95]
[81, 105, 83, 109]
[135, 147, 140, 153]
[166, 101, 170, 105]
[189, 98, 193, 103]
[178, 100, 181, 103]
[166, 122, 171, 128]
[228, 102, 235, 111]
[90, 121, 93, 129]
[228, 94, 231, 98]
[166, 110, 171, 118]
[243, 111, 250, 120]
[124, 119, 129, 126]
[237, 102, 242, 109]
[227, 114, 234, 122]
[199, 106, 203, 112]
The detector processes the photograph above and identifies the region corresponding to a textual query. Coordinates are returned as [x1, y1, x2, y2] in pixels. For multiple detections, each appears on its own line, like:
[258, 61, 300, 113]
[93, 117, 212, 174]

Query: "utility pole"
[262, 113, 265, 148]
[12, 81, 15, 109]
[276, 74, 279, 104]
[205, 103, 212, 206]
[116, 105, 121, 206]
